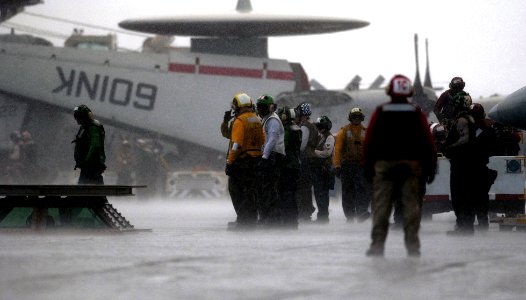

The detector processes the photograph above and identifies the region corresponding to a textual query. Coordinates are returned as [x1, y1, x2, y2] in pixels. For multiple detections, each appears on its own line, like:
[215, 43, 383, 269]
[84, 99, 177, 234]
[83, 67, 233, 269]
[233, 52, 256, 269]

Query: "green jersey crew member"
[73, 104, 106, 185]
[313, 116, 335, 223]
[277, 106, 302, 228]
[295, 102, 319, 221]
[256, 94, 285, 226]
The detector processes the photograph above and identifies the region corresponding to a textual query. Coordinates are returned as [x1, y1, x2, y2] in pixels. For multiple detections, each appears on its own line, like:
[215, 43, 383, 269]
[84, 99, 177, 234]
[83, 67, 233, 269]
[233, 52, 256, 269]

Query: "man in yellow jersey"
[225, 93, 265, 230]
[333, 107, 372, 223]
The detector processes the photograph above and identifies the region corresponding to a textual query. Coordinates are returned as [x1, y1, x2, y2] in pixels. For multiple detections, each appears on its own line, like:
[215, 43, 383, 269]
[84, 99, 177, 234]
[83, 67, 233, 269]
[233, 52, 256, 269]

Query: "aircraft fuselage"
[0, 42, 297, 153]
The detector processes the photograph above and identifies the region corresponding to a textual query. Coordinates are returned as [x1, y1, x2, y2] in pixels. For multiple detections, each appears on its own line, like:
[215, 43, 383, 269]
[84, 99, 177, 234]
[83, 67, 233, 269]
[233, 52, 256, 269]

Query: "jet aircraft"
[488, 87, 526, 130]
[0, 0, 451, 177]
[0, 0, 370, 174]
[278, 34, 438, 130]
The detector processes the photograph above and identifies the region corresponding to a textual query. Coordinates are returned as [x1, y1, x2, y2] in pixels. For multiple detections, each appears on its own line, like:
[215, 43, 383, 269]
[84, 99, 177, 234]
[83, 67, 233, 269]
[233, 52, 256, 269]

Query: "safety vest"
[73, 120, 106, 169]
[227, 111, 264, 164]
[333, 123, 366, 166]
[300, 120, 318, 159]
[316, 131, 334, 168]
[262, 112, 286, 156]
[445, 111, 477, 163]
[368, 103, 433, 162]
[283, 123, 302, 170]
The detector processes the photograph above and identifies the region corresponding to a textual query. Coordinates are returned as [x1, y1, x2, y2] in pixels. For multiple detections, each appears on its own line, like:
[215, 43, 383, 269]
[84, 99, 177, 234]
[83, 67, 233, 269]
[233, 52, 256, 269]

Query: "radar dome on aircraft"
[118, 0, 369, 37]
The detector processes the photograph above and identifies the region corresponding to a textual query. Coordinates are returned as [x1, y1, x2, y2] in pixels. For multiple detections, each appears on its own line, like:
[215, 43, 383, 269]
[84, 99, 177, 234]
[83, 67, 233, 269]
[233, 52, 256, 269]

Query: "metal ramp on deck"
[0, 185, 145, 232]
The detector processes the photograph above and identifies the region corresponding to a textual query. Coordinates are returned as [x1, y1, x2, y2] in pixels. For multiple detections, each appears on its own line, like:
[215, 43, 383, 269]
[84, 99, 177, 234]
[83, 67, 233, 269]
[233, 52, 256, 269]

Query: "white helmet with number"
[386, 74, 414, 97]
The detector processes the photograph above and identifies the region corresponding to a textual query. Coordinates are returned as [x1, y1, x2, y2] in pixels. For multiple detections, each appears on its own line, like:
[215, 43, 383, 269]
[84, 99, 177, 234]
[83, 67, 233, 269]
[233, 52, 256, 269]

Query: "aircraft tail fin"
[412, 33, 437, 116]
[413, 33, 423, 94]
[309, 79, 326, 90]
[423, 38, 433, 88]
[368, 75, 385, 90]
[236, 0, 253, 13]
[345, 75, 361, 91]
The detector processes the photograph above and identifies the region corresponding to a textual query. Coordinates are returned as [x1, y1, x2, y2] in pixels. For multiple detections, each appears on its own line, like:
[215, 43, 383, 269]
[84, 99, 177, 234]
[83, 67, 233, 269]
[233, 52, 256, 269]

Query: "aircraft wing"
[0, 0, 42, 22]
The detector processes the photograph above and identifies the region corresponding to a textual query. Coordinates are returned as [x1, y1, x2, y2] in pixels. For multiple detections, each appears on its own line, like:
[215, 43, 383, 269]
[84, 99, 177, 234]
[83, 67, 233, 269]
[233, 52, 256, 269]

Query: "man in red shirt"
[363, 74, 437, 257]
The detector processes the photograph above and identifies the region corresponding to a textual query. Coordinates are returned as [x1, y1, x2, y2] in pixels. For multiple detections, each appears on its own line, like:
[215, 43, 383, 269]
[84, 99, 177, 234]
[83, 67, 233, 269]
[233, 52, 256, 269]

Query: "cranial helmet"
[278, 106, 296, 122]
[430, 122, 447, 139]
[316, 115, 332, 131]
[297, 102, 312, 117]
[256, 94, 274, 106]
[349, 107, 365, 121]
[386, 74, 414, 97]
[256, 94, 276, 116]
[232, 92, 253, 109]
[449, 77, 465, 90]
[74, 104, 92, 120]
[452, 91, 472, 110]
[470, 103, 485, 120]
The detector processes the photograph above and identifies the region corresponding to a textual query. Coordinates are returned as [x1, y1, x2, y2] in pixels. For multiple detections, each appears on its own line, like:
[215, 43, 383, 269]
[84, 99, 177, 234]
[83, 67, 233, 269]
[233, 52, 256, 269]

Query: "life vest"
[300, 120, 318, 159]
[445, 111, 477, 163]
[343, 124, 366, 164]
[369, 103, 430, 161]
[227, 111, 264, 164]
[283, 123, 302, 170]
[73, 120, 106, 169]
[316, 131, 334, 168]
[262, 112, 285, 156]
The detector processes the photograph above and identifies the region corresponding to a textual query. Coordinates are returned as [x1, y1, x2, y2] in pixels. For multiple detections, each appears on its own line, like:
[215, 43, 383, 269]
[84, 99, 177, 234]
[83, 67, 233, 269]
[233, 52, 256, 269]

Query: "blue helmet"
[297, 102, 312, 117]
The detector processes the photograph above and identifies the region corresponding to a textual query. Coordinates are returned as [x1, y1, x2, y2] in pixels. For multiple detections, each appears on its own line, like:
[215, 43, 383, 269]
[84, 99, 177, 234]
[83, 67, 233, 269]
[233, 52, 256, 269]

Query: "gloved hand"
[427, 173, 435, 184]
[223, 110, 233, 123]
[334, 167, 342, 179]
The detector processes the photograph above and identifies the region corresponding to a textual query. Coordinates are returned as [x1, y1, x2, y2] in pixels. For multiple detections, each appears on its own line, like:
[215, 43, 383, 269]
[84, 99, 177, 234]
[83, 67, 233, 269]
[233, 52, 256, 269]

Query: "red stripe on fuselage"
[168, 63, 295, 81]
[495, 194, 524, 201]
[199, 65, 263, 78]
[169, 63, 195, 73]
[266, 70, 295, 80]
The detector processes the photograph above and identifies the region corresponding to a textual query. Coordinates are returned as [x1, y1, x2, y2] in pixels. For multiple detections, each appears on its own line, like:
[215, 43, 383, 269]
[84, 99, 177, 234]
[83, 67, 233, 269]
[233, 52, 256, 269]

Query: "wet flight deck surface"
[1, 198, 526, 299]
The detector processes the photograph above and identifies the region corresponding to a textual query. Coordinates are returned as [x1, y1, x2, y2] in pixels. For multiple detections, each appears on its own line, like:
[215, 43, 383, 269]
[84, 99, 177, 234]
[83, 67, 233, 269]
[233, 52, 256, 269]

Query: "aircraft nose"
[488, 103, 499, 121]
[488, 86, 526, 130]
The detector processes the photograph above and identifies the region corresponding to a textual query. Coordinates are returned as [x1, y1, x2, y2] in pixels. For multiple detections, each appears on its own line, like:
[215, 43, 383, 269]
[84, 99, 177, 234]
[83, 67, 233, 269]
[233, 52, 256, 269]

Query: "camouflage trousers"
[370, 160, 425, 253]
